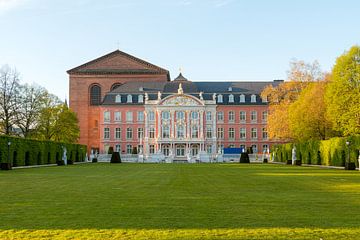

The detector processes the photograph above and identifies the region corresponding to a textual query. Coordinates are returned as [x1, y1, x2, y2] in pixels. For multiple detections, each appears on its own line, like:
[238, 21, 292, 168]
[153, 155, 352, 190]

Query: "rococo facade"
[68, 50, 282, 160]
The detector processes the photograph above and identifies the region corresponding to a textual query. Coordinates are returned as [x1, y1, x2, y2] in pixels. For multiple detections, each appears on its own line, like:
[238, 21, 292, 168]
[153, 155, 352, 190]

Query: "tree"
[0, 65, 20, 135]
[16, 84, 48, 138]
[261, 60, 323, 140]
[288, 75, 336, 141]
[36, 93, 62, 140]
[53, 103, 80, 143]
[325, 45, 360, 136]
[37, 96, 80, 143]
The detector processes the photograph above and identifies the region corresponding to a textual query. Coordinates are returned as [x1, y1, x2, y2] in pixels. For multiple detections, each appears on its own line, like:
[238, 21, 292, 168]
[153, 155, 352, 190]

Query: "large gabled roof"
[67, 50, 170, 80]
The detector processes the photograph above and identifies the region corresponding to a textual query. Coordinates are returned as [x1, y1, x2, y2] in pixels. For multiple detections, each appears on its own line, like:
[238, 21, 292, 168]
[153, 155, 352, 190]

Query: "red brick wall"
[69, 73, 168, 153]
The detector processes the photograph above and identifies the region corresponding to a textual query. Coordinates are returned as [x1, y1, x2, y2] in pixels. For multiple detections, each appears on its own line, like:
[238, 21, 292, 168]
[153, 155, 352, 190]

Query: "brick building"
[68, 50, 282, 160]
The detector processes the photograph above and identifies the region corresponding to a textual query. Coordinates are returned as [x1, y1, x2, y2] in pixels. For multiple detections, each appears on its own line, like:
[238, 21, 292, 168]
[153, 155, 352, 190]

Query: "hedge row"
[0, 135, 87, 167]
[273, 136, 360, 167]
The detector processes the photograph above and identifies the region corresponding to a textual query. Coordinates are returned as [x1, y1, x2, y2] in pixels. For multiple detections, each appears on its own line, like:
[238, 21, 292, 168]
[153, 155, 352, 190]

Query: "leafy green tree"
[53, 103, 80, 143]
[325, 46, 360, 136]
[37, 96, 80, 143]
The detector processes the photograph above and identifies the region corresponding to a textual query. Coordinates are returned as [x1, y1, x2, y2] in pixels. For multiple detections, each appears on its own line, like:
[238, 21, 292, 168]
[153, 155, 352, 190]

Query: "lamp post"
[345, 140, 355, 170]
[346, 141, 350, 164]
[7, 141, 11, 166]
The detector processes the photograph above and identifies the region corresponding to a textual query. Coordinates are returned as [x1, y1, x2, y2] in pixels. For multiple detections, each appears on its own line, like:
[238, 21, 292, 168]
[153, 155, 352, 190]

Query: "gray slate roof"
[101, 79, 283, 105]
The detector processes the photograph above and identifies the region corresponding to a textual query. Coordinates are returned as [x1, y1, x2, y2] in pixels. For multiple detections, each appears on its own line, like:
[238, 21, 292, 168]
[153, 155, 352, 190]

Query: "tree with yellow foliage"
[261, 60, 323, 140]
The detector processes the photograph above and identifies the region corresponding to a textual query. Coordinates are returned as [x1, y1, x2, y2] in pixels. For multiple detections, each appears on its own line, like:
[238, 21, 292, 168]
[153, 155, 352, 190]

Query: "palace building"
[68, 50, 282, 160]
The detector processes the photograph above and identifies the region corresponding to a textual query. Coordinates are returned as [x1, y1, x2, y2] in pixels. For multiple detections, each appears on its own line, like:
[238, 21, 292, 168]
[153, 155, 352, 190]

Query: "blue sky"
[0, 0, 359, 100]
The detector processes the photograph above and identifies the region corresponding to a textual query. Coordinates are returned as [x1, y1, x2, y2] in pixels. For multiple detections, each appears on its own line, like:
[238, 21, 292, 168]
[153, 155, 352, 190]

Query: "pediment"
[68, 50, 168, 75]
[160, 95, 203, 106]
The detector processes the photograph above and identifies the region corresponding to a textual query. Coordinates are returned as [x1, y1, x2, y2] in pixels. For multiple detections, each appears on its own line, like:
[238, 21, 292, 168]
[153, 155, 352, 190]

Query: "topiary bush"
[108, 147, 114, 154]
[132, 147, 138, 155]
[240, 153, 250, 163]
[110, 152, 121, 163]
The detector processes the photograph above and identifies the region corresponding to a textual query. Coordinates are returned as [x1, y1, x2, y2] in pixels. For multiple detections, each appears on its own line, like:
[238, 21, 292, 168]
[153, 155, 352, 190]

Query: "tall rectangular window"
[115, 144, 121, 153]
[104, 111, 110, 122]
[251, 128, 257, 139]
[240, 128, 246, 140]
[206, 111, 212, 121]
[217, 111, 224, 122]
[191, 125, 199, 138]
[217, 128, 224, 139]
[126, 128, 133, 139]
[262, 111, 268, 123]
[206, 145, 212, 154]
[251, 111, 257, 123]
[137, 111, 144, 122]
[127, 144, 132, 154]
[148, 111, 155, 121]
[162, 125, 170, 138]
[162, 111, 170, 120]
[104, 127, 110, 139]
[229, 127, 235, 139]
[149, 127, 155, 139]
[176, 111, 185, 120]
[262, 128, 268, 140]
[114, 111, 121, 122]
[240, 111, 246, 123]
[177, 125, 184, 138]
[115, 128, 121, 139]
[206, 126, 212, 138]
[126, 111, 133, 122]
[228, 111, 235, 123]
[149, 145, 155, 154]
[138, 128, 144, 139]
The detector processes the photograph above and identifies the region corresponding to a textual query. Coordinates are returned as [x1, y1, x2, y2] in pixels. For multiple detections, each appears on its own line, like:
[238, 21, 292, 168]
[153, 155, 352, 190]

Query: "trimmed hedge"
[0, 135, 87, 167]
[272, 136, 360, 167]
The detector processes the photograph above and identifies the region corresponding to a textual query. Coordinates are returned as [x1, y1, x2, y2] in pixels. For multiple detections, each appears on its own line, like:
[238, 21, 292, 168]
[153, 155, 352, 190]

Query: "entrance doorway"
[176, 144, 185, 157]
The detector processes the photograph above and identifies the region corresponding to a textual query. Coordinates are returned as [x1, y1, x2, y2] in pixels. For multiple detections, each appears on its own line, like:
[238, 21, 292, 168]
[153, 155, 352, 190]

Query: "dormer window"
[115, 94, 121, 103]
[240, 94, 245, 103]
[229, 94, 234, 103]
[138, 95, 144, 103]
[228, 87, 232, 92]
[217, 94, 223, 103]
[127, 94, 132, 103]
[262, 95, 268, 103]
[251, 94, 256, 103]
[139, 86, 144, 91]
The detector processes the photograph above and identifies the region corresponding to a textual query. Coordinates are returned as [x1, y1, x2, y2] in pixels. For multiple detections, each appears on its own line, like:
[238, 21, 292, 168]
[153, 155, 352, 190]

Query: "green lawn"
[1, 163, 360, 239]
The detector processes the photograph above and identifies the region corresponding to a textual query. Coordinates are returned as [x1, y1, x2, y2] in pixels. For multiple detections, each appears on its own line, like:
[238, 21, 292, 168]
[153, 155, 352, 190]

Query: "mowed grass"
[1, 163, 360, 239]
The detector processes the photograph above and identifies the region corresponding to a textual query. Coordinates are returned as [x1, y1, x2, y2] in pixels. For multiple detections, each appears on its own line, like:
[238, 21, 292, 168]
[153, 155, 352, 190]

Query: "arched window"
[90, 85, 101, 105]
[111, 83, 122, 91]
[217, 94, 223, 103]
[251, 94, 257, 103]
[229, 94, 234, 103]
[115, 94, 121, 103]
[127, 94, 132, 103]
[239, 94, 245, 103]
[138, 95, 144, 103]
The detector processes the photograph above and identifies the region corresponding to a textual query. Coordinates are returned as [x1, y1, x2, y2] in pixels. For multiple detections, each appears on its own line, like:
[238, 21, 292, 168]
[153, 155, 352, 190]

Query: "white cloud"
[0, 0, 28, 13]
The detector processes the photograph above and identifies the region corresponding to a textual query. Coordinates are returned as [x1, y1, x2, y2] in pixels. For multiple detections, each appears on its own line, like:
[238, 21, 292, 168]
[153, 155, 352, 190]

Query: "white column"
[186, 110, 190, 138]
[157, 110, 161, 139]
[171, 110, 175, 138]
[200, 110, 204, 138]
